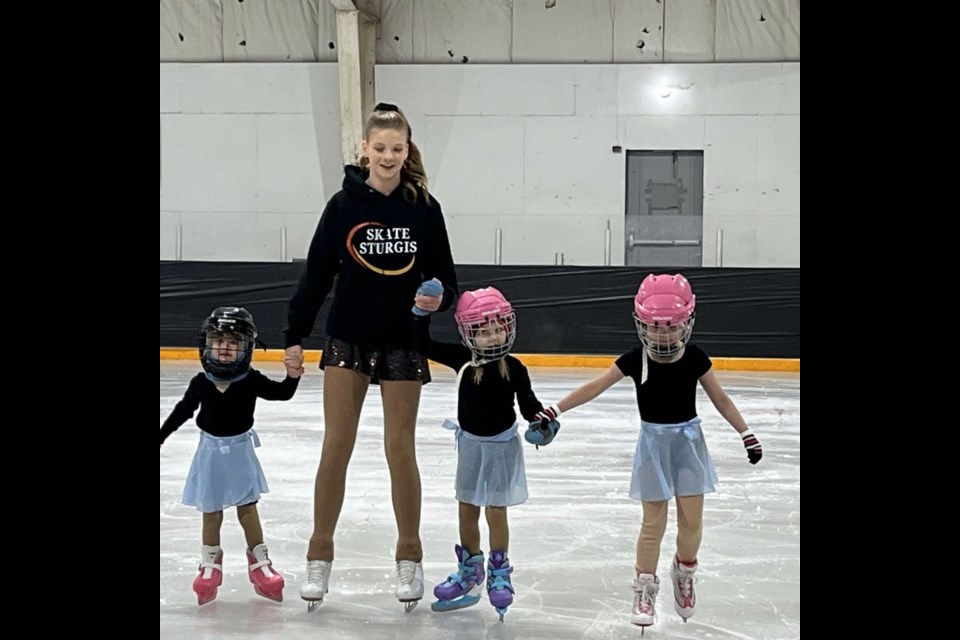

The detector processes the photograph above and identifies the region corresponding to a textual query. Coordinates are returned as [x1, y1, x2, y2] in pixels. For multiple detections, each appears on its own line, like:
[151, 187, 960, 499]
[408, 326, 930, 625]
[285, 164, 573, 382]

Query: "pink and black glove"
[741, 429, 762, 464]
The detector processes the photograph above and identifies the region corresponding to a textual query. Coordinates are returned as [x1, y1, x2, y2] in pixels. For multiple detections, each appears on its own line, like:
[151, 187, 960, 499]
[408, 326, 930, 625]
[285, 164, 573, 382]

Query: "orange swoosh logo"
[346, 222, 416, 276]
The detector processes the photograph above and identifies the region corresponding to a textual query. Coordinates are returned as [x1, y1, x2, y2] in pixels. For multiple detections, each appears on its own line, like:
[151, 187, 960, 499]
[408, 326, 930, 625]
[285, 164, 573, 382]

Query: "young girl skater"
[160, 307, 302, 605]
[544, 274, 763, 630]
[412, 284, 558, 621]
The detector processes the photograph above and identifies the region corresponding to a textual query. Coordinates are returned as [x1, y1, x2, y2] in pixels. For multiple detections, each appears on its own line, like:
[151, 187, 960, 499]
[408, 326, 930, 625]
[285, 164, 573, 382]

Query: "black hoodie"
[285, 165, 458, 348]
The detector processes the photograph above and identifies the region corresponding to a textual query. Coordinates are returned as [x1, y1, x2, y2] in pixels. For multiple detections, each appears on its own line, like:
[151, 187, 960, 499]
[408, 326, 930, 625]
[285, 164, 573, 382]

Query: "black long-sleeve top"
[285, 165, 458, 348]
[413, 316, 545, 437]
[159, 370, 300, 445]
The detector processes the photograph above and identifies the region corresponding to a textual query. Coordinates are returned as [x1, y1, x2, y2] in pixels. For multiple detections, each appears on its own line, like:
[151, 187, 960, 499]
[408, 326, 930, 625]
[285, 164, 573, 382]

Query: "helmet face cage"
[634, 313, 695, 360]
[457, 312, 517, 363]
[197, 307, 257, 379]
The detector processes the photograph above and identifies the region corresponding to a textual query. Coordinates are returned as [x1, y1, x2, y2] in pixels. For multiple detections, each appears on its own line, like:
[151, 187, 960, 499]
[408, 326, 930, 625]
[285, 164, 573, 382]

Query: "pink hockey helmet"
[454, 287, 517, 362]
[633, 273, 696, 360]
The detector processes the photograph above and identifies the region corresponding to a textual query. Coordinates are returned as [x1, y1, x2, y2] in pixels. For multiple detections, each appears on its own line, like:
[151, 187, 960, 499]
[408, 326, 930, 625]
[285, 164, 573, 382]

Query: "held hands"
[741, 429, 762, 464]
[284, 345, 305, 378]
[412, 279, 444, 316]
[524, 405, 561, 449]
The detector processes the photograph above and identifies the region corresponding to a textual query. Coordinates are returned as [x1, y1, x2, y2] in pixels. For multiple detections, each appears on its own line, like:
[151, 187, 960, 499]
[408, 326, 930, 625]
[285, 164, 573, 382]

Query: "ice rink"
[160, 361, 800, 639]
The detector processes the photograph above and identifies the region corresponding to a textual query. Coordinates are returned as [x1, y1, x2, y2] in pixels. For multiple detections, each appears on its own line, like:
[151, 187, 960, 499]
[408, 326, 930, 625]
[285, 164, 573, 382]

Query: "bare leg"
[307, 367, 370, 561]
[202, 511, 224, 547]
[636, 500, 668, 574]
[458, 502, 481, 554]
[381, 380, 423, 561]
[675, 495, 704, 563]
[237, 503, 264, 549]
[485, 506, 509, 552]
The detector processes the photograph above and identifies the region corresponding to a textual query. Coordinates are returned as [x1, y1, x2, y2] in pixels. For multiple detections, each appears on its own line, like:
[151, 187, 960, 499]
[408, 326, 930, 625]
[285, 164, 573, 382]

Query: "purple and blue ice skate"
[431, 545, 485, 612]
[487, 550, 515, 622]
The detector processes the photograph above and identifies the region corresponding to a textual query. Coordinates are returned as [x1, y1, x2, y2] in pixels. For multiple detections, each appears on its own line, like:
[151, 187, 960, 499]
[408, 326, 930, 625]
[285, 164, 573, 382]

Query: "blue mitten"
[524, 405, 561, 449]
[412, 279, 444, 316]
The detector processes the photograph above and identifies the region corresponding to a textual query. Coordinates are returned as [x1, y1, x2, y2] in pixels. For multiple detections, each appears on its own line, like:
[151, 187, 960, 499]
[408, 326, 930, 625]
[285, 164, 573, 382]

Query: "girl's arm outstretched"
[556, 364, 625, 414]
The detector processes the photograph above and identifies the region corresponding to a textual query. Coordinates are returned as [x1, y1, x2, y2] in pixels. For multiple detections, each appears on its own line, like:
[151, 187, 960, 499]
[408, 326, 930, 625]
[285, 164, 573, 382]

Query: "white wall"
[160, 61, 799, 267]
[160, 64, 343, 261]
[161, 0, 801, 64]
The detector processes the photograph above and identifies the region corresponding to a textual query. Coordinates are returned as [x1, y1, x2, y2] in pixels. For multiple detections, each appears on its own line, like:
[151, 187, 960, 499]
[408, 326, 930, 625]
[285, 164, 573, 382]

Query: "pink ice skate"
[246, 543, 285, 602]
[193, 545, 223, 606]
[631, 573, 659, 633]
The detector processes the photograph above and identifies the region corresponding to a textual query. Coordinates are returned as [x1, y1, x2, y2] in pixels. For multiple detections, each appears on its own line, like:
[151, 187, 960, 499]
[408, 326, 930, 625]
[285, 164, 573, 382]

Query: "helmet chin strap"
[470, 353, 499, 367]
[647, 347, 684, 364]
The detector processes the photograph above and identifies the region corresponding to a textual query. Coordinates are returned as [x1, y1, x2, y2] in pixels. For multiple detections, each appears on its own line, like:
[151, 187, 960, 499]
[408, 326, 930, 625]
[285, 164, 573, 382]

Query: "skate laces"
[397, 560, 419, 586]
[306, 561, 330, 585]
[636, 584, 656, 613]
[675, 567, 695, 600]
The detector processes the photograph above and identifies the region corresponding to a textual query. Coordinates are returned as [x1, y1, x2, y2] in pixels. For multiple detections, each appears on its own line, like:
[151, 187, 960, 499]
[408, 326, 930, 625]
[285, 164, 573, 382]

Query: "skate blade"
[431, 593, 481, 612]
[195, 591, 217, 606]
[402, 600, 421, 613]
[495, 606, 508, 622]
[254, 586, 283, 603]
[305, 598, 324, 613]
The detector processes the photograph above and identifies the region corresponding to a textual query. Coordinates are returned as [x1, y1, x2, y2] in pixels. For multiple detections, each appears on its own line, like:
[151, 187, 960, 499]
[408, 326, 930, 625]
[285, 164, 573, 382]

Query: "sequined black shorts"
[319, 337, 431, 385]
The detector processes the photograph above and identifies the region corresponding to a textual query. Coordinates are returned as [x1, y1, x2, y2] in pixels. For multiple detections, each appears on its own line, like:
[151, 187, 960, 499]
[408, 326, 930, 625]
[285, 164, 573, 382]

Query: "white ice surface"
[161, 362, 800, 639]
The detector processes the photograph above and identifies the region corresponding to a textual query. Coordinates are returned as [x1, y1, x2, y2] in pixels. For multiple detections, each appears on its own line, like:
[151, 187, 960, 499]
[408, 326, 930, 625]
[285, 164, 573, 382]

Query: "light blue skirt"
[630, 418, 717, 502]
[182, 430, 269, 513]
[445, 421, 528, 507]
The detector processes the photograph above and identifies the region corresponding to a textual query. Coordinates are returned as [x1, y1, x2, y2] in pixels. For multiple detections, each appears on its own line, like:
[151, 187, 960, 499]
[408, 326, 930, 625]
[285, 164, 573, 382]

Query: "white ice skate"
[300, 560, 332, 613]
[670, 556, 698, 621]
[395, 560, 424, 613]
[631, 573, 659, 634]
